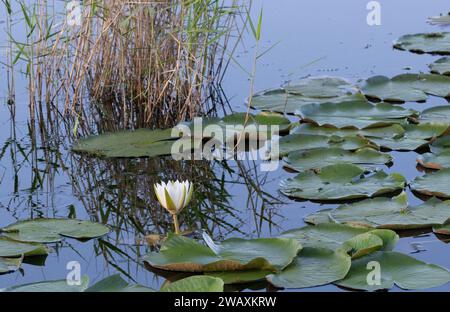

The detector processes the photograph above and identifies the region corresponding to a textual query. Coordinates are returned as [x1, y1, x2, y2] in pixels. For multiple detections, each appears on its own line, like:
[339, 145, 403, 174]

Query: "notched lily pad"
[277, 134, 376, 158]
[430, 57, 450, 76]
[1, 218, 110, 243]
[283, 148, 392, 172]
[299, 100, 417, 129]
[336, 251, 450, 291]
[361, 74, 450, 103]
[279, 164, 406, 201]
[394, 32, 450, 55]
[250, 77, 362, 114]
[161, 276, 224, 292]
[410, 168, 450, 198]
[267, 247, 351, 289]
[143, 234, 301, 272]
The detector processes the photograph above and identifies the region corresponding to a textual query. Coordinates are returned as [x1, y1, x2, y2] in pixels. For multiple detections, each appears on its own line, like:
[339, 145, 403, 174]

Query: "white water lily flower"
[154, 180, 193, 215]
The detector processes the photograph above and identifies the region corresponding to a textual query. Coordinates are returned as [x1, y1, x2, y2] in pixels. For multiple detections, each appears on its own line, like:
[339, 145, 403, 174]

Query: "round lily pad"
[277, 134, 376, 158]
[2, 275, 90, 292]
[283, 147, 392, 172]
[394, 32, 450, 55]
[306, 192, 450, 230]
[143, 234, 301, 272]
[1, 218, 110, 243]
[430, 57, 450, 76]
[361, 74, 450, 103]
[410, 168, 450, 198]
[0, 237, 48, 258]
[336, 251, 450, 291]
[267, 247, 351, 289]
[291, 123, 405, 139]
[161, 276, 224, 292]
[250, 77, 362, 114]
[279, 164, 406, 201]
[420, 105, 450, 125]
[430, 135, 450, 154]
[299, 100, 417, 129]
[418, 150, 450, 169]
[206, 270, 272, 284]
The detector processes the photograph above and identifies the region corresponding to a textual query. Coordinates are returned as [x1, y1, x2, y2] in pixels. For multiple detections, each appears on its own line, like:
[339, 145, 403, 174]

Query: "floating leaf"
[278, 134, 376, 157]
[361, 74, 450, 103]
[369, 123, 448, 151]
[85, 274, 154, 292]
[291, 123, 405, 139]
[0, 237, 48, 258]
[1, 218, 110, 243]
[428, 14, 450, 25]
[336, 251, 450, 291]
[280, 224, 398, 255]
[161, 276, 224, 292]
[410, 168, 450, 198]
[0, 257, 22, 274]
[280, 164, 406, 201]
[143, 234, 301, 272]
[299, 100, 417, 129]
[267, 247, 351, 289]
[206, 270, 271, 284]
[2, 276, 90, 292]
[418, 150, 450, 169]
[434, 223, 450, 235]
[250, 77, 362, 114]
[394, 32, 450, 55]
[430, 135, 450, 154]
[430, 57, 450, 76]
[420, 105, 450, 125]
[72, 128, 201, 158]
[308, 192, 450, 230]
[283, 148, 392, 172]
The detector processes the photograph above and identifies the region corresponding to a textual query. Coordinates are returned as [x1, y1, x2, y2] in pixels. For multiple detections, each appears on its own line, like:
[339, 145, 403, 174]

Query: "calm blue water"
[0, 0, 449, 291]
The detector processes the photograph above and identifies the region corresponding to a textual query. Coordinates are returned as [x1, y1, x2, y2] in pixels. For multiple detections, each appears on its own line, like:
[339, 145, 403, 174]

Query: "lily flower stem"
[172, 214, 181, 235]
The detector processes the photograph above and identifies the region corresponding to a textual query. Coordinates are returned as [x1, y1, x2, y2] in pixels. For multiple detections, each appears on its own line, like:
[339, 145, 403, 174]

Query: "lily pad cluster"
[143, 227, 450, 290]
[0, 218, 109, 275]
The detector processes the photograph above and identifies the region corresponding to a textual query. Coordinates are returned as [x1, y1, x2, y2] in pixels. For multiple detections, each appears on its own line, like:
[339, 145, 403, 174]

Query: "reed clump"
[7, 0, 244, 132]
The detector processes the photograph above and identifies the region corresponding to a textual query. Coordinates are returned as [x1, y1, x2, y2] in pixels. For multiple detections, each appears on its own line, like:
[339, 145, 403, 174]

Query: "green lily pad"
[307, 192, 450, 230]
[0, 257, 22, 274]
[430, 57, 450, 76]
[1, 275, 90, 292]
[161, 276, 224, 292]
[0, 237, 48, 257]
[72, 128, 202, 158]
[1, 218, 110, 243]
[369, 123, 448, 151]
[277, 134, 376, 157]
[206, 270, 272, 284]
[267, 247, 351, 289]
[433, 223, 450, 235]
[418, 150, 450, 169]
[336, 251, 450, 291]
[430, 135, 450, 154]
[85, 274, 154, 292]
[280, 164, 406, 201]
[299, 100, 417, 129]
[280, 224, 398, 255]
[250, 77, 363, 114]
[394, 32, 450, 55]
[283, 148, 392, 172]
[420, 106, 450, 125]
[410, 168, 450, 198]
[143, 234, 301, 272]
[291, 123, 405, 139]
[361, 74, 450, 103]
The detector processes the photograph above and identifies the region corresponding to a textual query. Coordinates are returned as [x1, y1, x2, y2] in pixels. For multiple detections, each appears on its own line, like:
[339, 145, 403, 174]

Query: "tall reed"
[5, 0, 245, 133]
